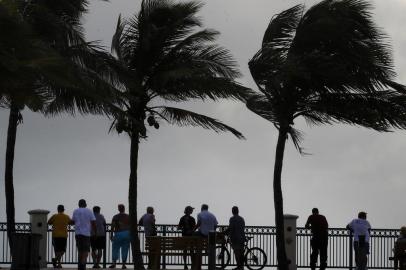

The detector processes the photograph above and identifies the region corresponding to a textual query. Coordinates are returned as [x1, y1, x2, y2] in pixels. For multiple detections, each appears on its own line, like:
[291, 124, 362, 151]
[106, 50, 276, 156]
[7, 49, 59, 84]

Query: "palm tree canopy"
[248, 0, 406, 151]
[0, 0, 123, 116]
[110, 0, 253, 139]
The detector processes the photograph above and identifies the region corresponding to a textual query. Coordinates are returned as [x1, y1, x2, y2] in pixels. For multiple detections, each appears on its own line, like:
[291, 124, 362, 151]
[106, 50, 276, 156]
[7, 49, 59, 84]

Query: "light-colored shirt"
[347, 218, 371, 242]
[92, 213, 106, 237]
[72, 207, 96, 237]
[197, 210, 218, 236]
[48, 213, 71, 238]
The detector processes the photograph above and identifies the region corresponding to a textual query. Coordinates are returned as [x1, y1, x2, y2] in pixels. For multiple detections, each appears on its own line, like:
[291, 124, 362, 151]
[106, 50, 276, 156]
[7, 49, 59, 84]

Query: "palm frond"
[158, 106, 245, 139]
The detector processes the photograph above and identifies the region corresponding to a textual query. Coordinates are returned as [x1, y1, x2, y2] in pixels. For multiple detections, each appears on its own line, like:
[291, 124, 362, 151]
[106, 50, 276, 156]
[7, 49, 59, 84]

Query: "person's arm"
[48, 215, 54, 225]
[305, 216, 311, 229]
[138, 216, 143, 226]
[346, 221, 353, 231]
[110, 218, 116, 241]
[177, 217, 183, 230]
[194, 215, 201, 232]
[70, 212, 76, 225]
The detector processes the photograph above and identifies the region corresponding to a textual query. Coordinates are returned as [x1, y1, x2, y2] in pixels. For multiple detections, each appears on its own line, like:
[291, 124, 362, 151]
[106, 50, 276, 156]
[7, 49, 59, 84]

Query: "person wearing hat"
[48, 204, 71, 268]
[346, 211, 371, 270]
[178, 206, 196, 270]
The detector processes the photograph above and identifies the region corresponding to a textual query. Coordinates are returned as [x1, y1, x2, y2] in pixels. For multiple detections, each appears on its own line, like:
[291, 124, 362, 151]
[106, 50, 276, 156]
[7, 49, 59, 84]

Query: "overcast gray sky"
[0, 0, 405, 229]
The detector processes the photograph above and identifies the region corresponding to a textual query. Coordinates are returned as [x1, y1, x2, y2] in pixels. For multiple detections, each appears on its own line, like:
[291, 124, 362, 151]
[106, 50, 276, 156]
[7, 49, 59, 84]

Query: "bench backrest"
[146, 236, 208, 251]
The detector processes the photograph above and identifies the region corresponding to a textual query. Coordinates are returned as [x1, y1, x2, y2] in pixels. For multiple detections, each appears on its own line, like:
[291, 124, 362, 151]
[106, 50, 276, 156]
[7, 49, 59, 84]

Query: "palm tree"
[1, 0, 119, 248]
[247, 1, 406, 269]
[109, 0, 251, 267]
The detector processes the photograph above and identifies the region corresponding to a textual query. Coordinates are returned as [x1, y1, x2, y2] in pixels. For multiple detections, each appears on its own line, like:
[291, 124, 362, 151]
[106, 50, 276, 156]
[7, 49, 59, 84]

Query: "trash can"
[11, 233, 42, 270]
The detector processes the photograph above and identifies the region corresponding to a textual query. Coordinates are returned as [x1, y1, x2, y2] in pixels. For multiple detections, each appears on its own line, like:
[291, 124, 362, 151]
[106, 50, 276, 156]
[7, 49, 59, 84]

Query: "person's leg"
[232, 244, 244, 270]
[319, 238, 328, 270]
[310, 238, 320, 270]
[110, 234, 121, 268]
[354, 241, 360, 270]
[183, 249, 189, 269]
[121, 231, 130, 268]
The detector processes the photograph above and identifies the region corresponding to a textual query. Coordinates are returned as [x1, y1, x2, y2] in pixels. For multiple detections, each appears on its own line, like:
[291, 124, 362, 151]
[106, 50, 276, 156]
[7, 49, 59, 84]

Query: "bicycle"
[215, 235, 267, 270]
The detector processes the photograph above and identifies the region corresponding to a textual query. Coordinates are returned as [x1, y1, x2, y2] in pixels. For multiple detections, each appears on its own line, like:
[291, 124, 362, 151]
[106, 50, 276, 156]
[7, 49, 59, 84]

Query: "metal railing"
[0, 223, 400, 268]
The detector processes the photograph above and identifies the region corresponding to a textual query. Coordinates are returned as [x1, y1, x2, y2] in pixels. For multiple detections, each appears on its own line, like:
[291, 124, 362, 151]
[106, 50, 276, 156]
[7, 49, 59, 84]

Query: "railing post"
[284, 214, 298, 270]
[208, 231, 216, 270]
[162, 225, 167, 269]
[349, 231, 353, 270]
[28, 209, 50, 269]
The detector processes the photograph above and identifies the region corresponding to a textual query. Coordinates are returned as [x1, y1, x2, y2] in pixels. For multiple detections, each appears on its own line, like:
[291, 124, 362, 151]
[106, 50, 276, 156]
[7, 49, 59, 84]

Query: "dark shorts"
[52, 237, 67, 252]
[75, 235, 91, 252]
[91, 236, 106, 250]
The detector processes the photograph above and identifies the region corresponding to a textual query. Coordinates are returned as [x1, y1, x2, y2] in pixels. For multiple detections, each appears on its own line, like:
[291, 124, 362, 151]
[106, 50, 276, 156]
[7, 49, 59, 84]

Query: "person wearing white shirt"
[72, 199, 96, 270]
[347, 212, 371, 270]
[194, 204, 218, 237]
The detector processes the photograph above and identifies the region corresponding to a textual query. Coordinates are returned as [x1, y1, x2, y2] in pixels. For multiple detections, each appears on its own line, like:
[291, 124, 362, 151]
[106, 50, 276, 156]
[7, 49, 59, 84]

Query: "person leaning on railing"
[48, 204, 72, 269]
[394, 226, 406, 270]
[346, 211, 371, 270]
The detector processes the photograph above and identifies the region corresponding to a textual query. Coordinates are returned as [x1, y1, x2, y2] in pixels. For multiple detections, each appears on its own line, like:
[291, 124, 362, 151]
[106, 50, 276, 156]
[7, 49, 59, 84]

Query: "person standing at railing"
[226, 206, 245, 270]
[72, 199, 97, 270]
[305, 208, 329, 270]
[139, 206, 157, 269]
[91, 206, 106, 269]
[178, 206, 196, 270]
[110, 204, 131, 269]
[194, 204, 218, 237]
[48, 204, 72, 268]
[394, 226, 406, 270]
[346, 211, 371, 270]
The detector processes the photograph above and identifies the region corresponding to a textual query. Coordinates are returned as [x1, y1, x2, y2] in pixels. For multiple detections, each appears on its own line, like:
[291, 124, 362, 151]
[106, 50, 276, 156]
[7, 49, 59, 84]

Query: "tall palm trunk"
[273, 127, 289, 270]
[129, 133, 145, 269]
[5, 104, 20, 251]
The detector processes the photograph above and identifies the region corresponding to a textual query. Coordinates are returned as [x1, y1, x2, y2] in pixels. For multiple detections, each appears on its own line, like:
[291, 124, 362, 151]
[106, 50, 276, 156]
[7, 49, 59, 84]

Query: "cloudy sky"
[0, 0, 405, 229]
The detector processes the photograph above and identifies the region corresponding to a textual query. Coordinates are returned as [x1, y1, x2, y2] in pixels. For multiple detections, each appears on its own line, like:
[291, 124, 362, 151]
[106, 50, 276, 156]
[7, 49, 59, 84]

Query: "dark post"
[162, 225, 166, 270]
[208, 231, 216, 270]
[349, 231, 353, 270]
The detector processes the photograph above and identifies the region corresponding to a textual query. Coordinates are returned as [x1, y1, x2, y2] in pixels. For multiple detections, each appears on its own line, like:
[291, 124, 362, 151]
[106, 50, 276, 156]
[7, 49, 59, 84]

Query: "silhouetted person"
[227, 206, 245, 270]
[91, 206, 106, 269]
[347, 211, 371, 270]
[48, 204, 71, 268]
[194, 204, 218, 237]
[394, 226, 406, 270]
[305, 208, 328, 270]
[72, 199, 96, 270]
[110, 204, 130, 269]
[178, 206, 196, 270]
[139, 206, 157, 269]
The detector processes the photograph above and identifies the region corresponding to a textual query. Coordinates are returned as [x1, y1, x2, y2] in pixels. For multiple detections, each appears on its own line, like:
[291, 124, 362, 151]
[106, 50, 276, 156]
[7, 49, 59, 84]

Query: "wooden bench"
[146, 235, 226, 270]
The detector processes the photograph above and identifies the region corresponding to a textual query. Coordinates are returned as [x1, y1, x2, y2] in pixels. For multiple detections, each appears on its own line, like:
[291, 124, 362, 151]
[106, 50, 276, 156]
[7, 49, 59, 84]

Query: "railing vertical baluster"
[162, 225, 167, 269]
[349, 231, 353, 270]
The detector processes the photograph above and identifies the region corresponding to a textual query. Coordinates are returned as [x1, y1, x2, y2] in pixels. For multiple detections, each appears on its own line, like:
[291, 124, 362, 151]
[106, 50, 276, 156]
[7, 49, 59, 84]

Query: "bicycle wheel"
[215, 245, 230, 270]
[245, 247, 267, 270]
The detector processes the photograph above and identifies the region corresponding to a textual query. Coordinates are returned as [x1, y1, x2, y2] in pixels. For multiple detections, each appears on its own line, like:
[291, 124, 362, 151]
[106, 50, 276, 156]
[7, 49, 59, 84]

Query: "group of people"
[177, 204, 246, 270]
[48, 201, 406, 270]
[305, 208, 406, 270]
[48, 200, 135, 269]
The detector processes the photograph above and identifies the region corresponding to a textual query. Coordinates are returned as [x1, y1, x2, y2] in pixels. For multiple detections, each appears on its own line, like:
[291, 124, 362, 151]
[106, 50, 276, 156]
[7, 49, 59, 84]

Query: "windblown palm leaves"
[1, 0, 121, 250]
[247, 1, 406, 269]
[108, 0, 251, 268]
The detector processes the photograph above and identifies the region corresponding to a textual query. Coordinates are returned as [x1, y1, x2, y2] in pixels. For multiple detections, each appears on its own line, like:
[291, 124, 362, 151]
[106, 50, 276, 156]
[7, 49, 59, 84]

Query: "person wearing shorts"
[48, 205, 71, 268]
[72, 199, 96, 270]
[91, 206, 106, 269]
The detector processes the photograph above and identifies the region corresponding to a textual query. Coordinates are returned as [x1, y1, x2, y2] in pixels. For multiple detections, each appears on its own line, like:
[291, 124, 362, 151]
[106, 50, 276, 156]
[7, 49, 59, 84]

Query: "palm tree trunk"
[129, 133, 145, 270]
[5, 104, 19, 251]
[274, 127, 289, 270]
